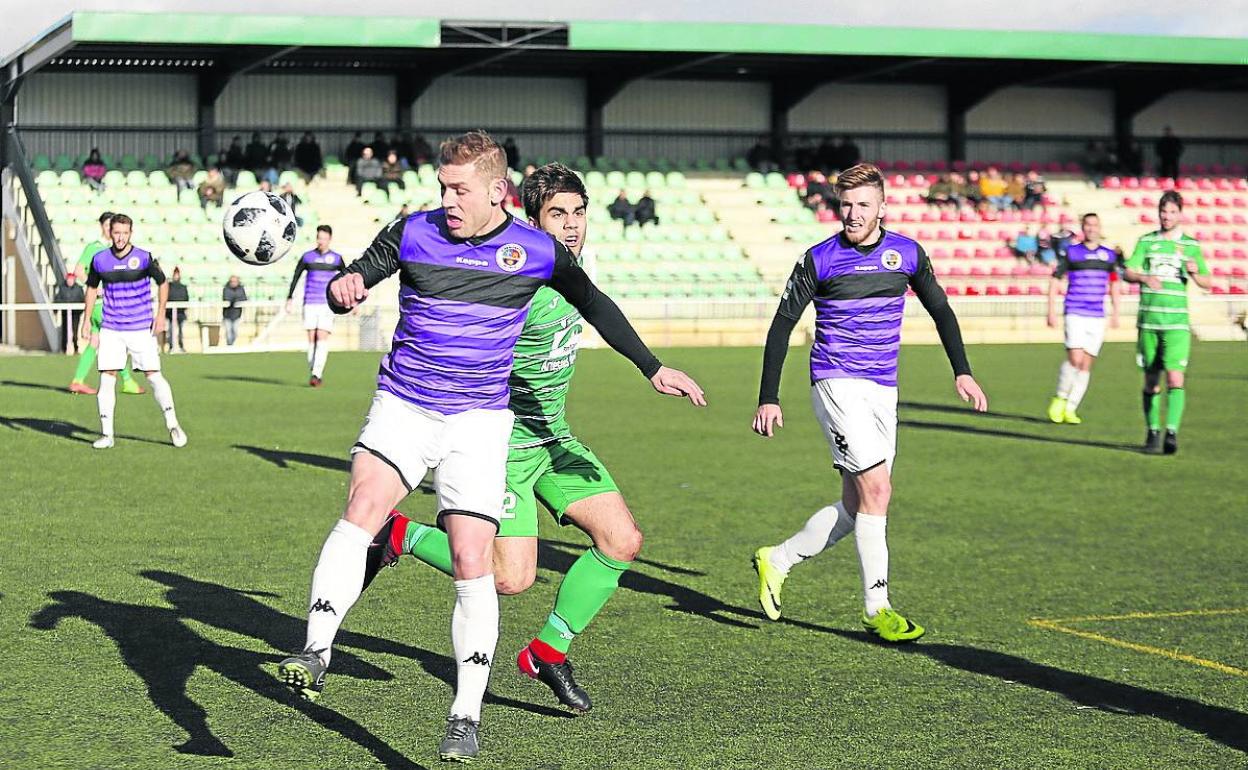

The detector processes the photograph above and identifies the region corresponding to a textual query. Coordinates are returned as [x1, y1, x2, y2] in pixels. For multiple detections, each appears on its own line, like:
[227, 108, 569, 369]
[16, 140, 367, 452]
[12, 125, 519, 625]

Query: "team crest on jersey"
[496, 243, 527, 273]
[880, 249, 903, 271]
[126, 256, 141, 270]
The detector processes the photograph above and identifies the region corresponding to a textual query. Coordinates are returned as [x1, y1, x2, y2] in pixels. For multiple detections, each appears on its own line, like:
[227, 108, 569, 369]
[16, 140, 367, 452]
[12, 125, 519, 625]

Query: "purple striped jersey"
[381, 211, 562, 414]
[1055, 243, 1117, 318]
[86, 246, 165, 331]
[778, 230, 942, 388]
[288, 248, 345, 305]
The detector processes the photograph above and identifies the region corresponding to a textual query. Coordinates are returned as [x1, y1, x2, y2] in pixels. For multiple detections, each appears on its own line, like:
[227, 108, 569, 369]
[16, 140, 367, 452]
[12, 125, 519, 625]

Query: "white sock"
[303, 519, 373, 666]
[769, 502, 855, 573]
[307, 341, 315, 369]
[855, 514, 891, 617]
[449, 574, 499, 722]
[146, 372, 178, 429]
[1068, 370, 1091, 411]
[1055, 361, 1077, 399]
[97, 373, 117, 436]
[312, 342, 329, 379]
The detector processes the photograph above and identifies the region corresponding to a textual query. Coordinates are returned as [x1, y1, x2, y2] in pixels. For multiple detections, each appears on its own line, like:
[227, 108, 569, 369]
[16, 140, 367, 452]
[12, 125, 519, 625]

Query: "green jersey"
[1125, 231, 1208, 331]
[508, 286, 584, 449]
[77, 239, 107, 276]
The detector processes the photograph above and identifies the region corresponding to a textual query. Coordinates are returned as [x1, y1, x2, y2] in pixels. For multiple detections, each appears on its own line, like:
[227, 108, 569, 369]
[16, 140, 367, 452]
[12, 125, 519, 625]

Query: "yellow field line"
[1027, 611, 1248, 678]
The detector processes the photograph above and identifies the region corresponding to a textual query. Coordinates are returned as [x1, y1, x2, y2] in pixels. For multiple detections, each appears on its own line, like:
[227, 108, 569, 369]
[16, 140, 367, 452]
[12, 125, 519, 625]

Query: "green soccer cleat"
[277, 647, 327, 702]
[1047, 397, 1067, 424]
[120, 378, 145, 395]
[862, 607, 925, 643]
[1062, 408, 1082, 425]
[752, 546, 786, 621]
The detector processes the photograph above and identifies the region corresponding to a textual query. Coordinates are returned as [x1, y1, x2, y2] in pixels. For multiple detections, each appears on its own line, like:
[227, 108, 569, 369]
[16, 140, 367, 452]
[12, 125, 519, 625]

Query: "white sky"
[3, 0, 1246, 63]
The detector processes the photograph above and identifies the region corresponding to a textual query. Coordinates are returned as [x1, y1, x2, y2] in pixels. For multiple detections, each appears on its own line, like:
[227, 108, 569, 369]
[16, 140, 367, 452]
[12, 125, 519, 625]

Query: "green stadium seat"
[153, 187, 178, 205]
[625, 171, 646, 189]
[119, 155, 139, 172]
[36, 170, 60, 187]
[605, 171, 626, 189]
[53, 155, 74, 172]
[645, 171, 666, 189]
[235, 170, 258, 188]
[745, 172, 765, 189]
[102, 170, 125, 187]
[148, 171, 170, 188]
[58, 170, 81, 187]
[33, 154, 52, 172]
[141, 155, 160, 171]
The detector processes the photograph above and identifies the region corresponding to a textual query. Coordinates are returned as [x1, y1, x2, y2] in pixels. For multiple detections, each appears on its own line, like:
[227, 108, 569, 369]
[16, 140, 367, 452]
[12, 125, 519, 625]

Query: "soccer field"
[1, 341, 1245, 769]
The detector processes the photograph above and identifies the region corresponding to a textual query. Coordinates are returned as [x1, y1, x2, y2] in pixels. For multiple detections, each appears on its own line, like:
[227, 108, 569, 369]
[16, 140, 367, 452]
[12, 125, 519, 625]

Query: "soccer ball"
[222, 191, 298, 265]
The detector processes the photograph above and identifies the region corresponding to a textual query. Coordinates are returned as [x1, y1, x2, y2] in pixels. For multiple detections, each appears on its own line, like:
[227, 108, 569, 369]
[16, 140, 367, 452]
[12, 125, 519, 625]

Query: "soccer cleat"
[438, 716, 480, 763]
[120, 378, 145, 395]
[517, 647, 592, 712]
[170, 426, 188, 448]
[92, 435, 114, 450]
[362, 510, 407, 590]
[1047, 397, 1067, 424]
[1163, 430, 1178, 455]
[752, 546, 786, 621]
[1062, 408, 1082, 425]
[277, 647, 328, 702]
[309, 376, 322, 388]
[862, 607, 925, 643]
[1143, 429, 1163, 454]
[68, 381, 97, 395]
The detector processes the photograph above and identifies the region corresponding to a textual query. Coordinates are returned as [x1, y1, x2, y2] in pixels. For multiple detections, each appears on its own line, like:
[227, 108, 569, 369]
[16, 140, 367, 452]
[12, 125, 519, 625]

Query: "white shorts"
[811, 378, 898, 474]
[302, 303, 336, 332]
[98, 328, 160, 372]
[352, 390, 514, 526]
[1064, 314, 1106, 356]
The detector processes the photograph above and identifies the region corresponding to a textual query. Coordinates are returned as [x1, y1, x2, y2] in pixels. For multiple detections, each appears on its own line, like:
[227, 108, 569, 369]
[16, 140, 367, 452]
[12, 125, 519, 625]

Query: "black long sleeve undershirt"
[287, 259, 307, 300]
[758, 312, 798, 406]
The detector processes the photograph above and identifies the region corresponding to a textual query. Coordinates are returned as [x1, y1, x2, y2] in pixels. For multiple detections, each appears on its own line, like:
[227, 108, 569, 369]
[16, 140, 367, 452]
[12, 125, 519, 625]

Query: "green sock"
[72, 344, 97, 383]
[537, 547, 631, 654]
[402, 522, 453, 576]
[1143, 390, 1161, 431]
[1165, 387, 1185, 432]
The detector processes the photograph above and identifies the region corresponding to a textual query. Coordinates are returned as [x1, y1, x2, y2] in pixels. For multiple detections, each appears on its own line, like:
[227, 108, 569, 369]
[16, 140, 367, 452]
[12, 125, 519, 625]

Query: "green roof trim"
[71, 11, 440, 49]
[569, 21, 1248, 66]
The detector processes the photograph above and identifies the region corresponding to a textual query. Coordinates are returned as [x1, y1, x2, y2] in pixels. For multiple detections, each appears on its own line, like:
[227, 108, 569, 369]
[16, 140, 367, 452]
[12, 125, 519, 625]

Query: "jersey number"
[501, 492, 517, 519]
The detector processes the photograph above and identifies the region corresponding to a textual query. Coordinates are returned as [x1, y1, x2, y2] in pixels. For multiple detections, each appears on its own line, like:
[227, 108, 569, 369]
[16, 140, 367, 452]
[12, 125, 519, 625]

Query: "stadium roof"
[3, 12, 1246, 95]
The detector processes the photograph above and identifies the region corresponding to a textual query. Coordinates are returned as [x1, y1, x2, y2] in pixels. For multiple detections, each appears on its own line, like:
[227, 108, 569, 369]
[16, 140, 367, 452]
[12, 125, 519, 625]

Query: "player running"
[286, 224, 345, 387]
[1122, 191, 1211, 454]
[750, 164, 987, 642]
[357, 163, 645, 715]
[79, 213, 187, 449]
[1046, 213, 1121, 424]
[276, 133, 704, 763]
[68, 211, 142, 396]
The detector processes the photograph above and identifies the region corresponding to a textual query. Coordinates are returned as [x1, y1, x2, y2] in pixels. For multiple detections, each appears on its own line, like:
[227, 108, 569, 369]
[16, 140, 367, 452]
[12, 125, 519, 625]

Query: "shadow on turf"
[203, 374, 293, 386]
[0, 379, 71, 394]
[29, 571, 568, 765]
[900, 419, 1142, 453]
[831, 629, 1248, 753]
[0, 415, 169, 446]
[899, 400, 1051, 425]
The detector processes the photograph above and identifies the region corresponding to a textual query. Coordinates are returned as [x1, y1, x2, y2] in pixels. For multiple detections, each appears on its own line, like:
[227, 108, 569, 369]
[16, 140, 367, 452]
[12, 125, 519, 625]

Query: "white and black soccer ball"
[222, 191, 298, 265]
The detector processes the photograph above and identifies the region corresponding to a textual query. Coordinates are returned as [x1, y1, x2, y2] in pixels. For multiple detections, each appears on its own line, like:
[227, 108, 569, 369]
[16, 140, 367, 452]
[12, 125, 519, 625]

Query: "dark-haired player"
[286, 224, 345, 386]
[750, 163, 987, 642]
[1122, 191, 1211, 454]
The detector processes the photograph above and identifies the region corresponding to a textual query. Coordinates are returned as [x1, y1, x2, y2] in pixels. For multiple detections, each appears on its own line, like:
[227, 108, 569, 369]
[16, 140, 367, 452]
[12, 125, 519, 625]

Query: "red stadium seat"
[1215, 215, 1230, 225]
[948, 265, 966, 276]
[1233, 267, 1247, 278]
[954, 248, 971, 259]
[985, 285, 1002, 295]
[1121, 196, 1137, 207]
[1231, 285, 1247, 295]
[1124, 177, 1141, 189]
[1027, 285, 1043, 296]
[1233, 232, 1247, 242]
[1211, 285, 1227, 295]
[1213, 266, 1230, 277]
[920, 211, 938, 222]
[976, 249, 992, 260]
[1010, 265, 1029, 276]
[932, 160, 948, 172]
[964, 286, 981, 296]
[945, 285, 961, 296]
[996, 246, 1013, 258]
[1103, 176, 1122, 189]
[932, 247, 950, 259]
[937, 229, 954, 240]
[990, 265, 1008, 276]
[914, 160, 931, 172]
[970, 266, 987, 277]
[1007, 285, 1022, 295]
[1141, 177, 1160, 190]
[1232, 249, 1247, 260]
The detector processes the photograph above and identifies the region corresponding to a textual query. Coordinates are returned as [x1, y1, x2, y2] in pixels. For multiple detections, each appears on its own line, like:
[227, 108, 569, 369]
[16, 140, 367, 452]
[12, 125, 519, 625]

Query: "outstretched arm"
[328, 218, 403, 313]
[753, 253, 817, 436]
[910, 250, 987, 411]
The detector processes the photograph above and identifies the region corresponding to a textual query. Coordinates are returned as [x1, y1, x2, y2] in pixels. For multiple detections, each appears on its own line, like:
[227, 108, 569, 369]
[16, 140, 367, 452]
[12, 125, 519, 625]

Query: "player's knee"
[495, 570, 535, 595]
[1167, 372, 1184, 389]
[342, 492, 392, 533]
[859, 476, 892, 509]
[449, 539, 492, 578]
[614, 524, 644, 562]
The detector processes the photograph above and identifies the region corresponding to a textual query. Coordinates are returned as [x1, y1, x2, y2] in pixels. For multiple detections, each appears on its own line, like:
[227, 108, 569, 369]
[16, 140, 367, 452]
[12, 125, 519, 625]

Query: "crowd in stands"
[925, 168, 1048, 213]
[607, 190, 659, 227]
[748, 135, 861, 175]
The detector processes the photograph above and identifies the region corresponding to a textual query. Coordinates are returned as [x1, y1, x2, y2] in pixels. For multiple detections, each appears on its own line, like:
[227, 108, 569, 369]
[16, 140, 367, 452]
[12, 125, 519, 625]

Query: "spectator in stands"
[381, 150, 405, 193]
[1036, 228, 1058, 266]
[344, 132, 365, 185]
[1120, 140, 1145, 177]
[980, 166, 1012, 211]
[1006, 172, 1027, 209]
[221, 136, 244, 185]
[1011, 226, 1039, 265]
[926, 173, 958, 208]
[1022, 170, 1047, 211]
[222, 275, 247, 346]
[245, 132, 270, 175]
[269, 132, 293, 172]
[165, 267, 188, 353]
[1083, 141, 1117, 184]
[804, 171, 835, 206]
[747, 135, 779, 173]
[962, 170, 984, 209]
[835, 135, 861, 171]
[280, 182, 303, 227]
[166, 150, 196, 192]
[53, 271, 85, 354]
[817, 137, 840, 171]
[503, 137, 521, 171]
[608, 190, 635, 226]
[635, 191, 659, 227]
[354, 147, 383, 195]
[294, 132, 323, 180]
[197, 167, 226, 209]
[82, 149, 107, 192]
[391, 132, 415, 167]
[370, 132, 390, 158]
[411, 134, 433, 165]
[1156, 126, 1183, 180]
[814, 200, 837, 223]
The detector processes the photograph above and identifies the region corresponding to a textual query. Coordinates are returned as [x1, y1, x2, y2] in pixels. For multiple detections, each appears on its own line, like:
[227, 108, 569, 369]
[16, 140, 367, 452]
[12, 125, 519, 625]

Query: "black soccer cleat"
[1143, 429, 1163, 454]
[362, 511, 405, 590]
[1163, 430, 1178, 455]
[517, 647, 592, 712]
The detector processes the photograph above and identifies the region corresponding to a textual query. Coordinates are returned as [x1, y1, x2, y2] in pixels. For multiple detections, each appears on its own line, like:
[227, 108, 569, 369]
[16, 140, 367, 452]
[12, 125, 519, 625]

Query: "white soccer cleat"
[92, 435, 115, 450]
[170, 426, 188, 448]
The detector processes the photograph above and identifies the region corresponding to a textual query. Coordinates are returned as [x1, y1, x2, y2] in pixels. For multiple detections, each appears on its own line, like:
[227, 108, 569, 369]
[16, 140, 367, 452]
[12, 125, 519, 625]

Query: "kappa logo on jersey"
[496, 243, 528, 272]
[880, 249, 902, 271]
[462, 651, 491, 666]
[309, 598, 337, 615]
[127, 256, 141, 270]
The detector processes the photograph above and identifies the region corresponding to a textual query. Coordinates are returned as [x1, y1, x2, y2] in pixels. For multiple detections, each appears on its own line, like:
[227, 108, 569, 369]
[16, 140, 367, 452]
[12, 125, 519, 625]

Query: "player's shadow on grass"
[0, 379, 70, 394]
[833, 630, 1247, 753]
[234, 444, 437, 494]
[203, 374, 292, 386]
[0, 415, 168, 446]
[900, 419, 1141, 452]
[899, 400, 1050, 425]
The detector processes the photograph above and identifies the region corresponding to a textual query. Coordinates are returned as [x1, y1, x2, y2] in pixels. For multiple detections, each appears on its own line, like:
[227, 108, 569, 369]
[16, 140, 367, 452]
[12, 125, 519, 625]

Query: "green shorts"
[498, 438, 619, 538]
[1136, 328, 1191, 373]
